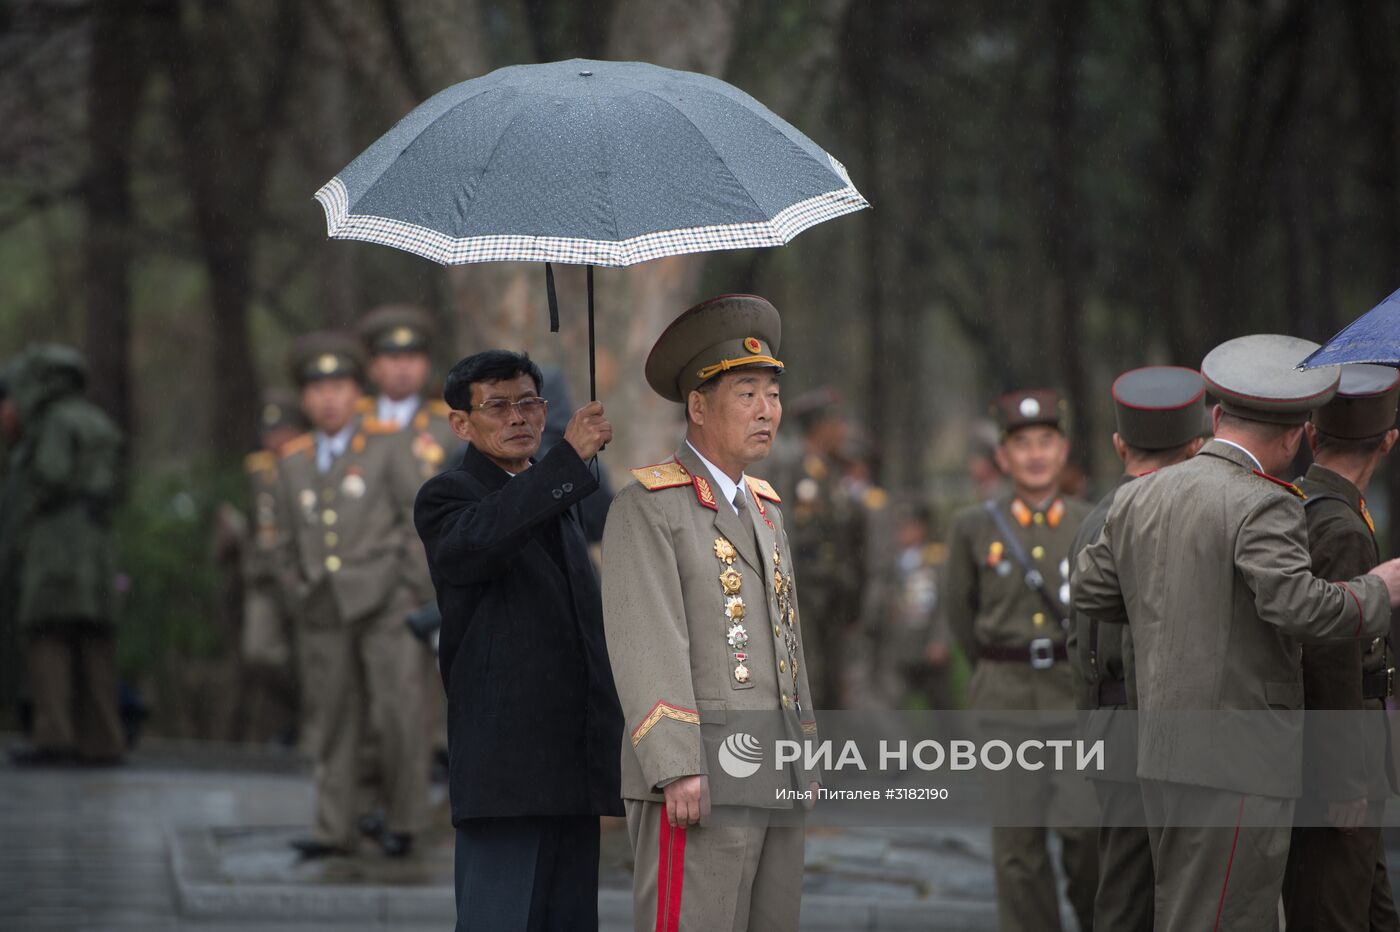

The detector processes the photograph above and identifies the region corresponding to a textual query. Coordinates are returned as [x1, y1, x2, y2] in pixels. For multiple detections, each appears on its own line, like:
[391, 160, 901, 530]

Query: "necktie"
[733, 487, 756, 540]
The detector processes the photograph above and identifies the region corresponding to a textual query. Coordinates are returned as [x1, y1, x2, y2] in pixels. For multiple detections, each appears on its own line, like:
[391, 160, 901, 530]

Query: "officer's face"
[467, 374, 545, 466]
[996, 426, 1069, 496]
[689, 370, 782, 467]
[300, 378, 362, 436]
[369, 352, 431, 401]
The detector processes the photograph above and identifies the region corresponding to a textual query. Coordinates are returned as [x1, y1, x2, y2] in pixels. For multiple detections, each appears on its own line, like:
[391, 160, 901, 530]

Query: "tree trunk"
[82, 1, 151, 439]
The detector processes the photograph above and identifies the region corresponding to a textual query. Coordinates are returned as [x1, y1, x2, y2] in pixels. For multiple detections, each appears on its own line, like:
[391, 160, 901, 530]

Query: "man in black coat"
[414, 350, 623, 932]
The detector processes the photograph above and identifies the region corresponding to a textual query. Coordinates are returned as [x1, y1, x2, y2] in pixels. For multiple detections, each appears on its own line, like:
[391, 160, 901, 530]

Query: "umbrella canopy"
[1299, 287, 1400, 369]
[314, 58, 868, 268]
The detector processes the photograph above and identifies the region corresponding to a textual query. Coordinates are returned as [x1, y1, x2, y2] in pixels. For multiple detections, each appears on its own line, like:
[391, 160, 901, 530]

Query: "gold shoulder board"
[243, 450, 276, 475]
[354, 396, 374, 415]
[361, 417, 400, 435]
[746, 475, 782, 503]
[631, 461, 692, 491]
[429, 399, 452, 417]
[279, 434, 314, 459]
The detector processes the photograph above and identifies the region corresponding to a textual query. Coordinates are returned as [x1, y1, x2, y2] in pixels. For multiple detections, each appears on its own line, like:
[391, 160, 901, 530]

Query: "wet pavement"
[0, 737, 1071, 930]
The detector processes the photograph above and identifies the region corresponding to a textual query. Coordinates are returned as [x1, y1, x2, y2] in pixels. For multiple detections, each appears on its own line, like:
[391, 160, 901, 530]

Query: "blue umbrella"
[314, 58, 868, 398]
[1299, 287, 1400, 369]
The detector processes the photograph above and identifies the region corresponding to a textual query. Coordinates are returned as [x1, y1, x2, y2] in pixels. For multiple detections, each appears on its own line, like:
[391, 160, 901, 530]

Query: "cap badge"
[316, 354, 339, 374]
[390, 326, 414, 347]
[743, 337, 762, 354]
[1019, 397, 1041, 418]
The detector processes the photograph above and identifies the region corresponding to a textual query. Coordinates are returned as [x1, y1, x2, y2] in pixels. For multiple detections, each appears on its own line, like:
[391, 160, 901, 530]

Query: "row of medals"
[713, 536, 801, 708]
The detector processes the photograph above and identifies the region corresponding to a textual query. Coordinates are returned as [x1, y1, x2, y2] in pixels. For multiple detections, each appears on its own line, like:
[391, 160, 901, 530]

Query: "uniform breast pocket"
[1264, 681, 1304, 710]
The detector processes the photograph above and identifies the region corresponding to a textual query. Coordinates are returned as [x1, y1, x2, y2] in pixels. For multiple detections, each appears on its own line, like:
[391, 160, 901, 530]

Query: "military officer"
[1281, 363, 1400, 931]
[868, 504, 950, 709]
[1074, 335, 1400, 932]
[602, 294, 819, 932]
[942, 388, 1097, 932]
[356, 303, 459, 470]
[1066, 365, 1207, 932]
[238, 391, 306, 744]
[275, 332, 434, 858]
[773, 390, 863, 709]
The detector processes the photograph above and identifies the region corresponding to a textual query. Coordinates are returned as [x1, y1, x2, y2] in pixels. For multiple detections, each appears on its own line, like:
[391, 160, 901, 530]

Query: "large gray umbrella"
[315, 58, 868, 397]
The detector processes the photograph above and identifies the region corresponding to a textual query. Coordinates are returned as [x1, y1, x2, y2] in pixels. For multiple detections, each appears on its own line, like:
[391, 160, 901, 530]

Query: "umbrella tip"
[579, 70, 593, 77]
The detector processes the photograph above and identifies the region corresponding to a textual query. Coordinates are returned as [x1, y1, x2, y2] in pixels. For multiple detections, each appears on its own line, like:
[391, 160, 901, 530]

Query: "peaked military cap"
[1312, 363, 1400, 439]
[645, 294, 783, 403]
[288, 331, 365, 386]
[993, 388, 1066, 436]
[357, 304, 435, 355]
[1111, 366, 1206, 451]
[1201, 334, 1339, 425]
[258, 389, 308, 435]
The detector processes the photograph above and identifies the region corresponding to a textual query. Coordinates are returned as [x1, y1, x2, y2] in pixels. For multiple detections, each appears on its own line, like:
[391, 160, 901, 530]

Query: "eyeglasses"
[469, 397, 549, 419]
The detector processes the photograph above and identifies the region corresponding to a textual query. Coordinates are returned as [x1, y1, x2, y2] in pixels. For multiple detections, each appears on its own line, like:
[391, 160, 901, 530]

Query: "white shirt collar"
[377, 395, 421, 430]
[687, 441, 747, 514]
[1213, 438, 1264, 473]
[315, 424, 355, 473]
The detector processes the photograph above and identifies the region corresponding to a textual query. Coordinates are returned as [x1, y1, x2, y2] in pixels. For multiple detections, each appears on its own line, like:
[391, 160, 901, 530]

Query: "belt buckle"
[1029, 638, 1055, 670]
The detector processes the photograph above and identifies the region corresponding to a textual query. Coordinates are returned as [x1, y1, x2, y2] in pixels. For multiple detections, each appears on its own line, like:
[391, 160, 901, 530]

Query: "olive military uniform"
[1282, 363, 1400, 932]
[275, 334, 434, 851]
[1066, 365, 1208, 932]
[943, 389, 1097, 932]
[2, 345, 125, 763]
[1074, 335, 1394, 932]
[603, 296, 818, 932]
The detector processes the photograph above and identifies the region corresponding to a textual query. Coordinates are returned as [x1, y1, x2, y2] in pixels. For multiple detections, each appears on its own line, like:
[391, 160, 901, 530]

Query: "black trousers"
[454, 815, 600, 932]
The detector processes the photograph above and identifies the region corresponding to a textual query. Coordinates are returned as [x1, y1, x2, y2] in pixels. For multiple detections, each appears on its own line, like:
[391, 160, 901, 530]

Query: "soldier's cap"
[259, 388, 308, 435]
[992, 388, 1066, 437]
[645, 294, 783, 403]
[1201, 334, 1339, 425]
[356, 304, 434, 355]
[1312, 363, 1400, 440]
[789, 387, 843, 432]
[1111, 366, 1207, 451]
[288, 331, 366, 386]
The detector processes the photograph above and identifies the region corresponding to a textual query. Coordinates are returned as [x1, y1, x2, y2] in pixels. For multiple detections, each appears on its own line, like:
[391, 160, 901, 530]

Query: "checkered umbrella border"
[314, 155, 869, 268]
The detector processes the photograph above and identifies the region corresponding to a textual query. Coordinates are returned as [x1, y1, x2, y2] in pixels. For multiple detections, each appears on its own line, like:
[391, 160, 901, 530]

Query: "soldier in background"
[1282, 364, 1400, 930]
[275, 333, 433, 858]
[2, 345, 126, 767]
[1067, 365, 1207, 932]
[775, 389, 863, 709]
[237, 392, 306, 744]
[942, 388, 1097, 932]
[868, 503, 950, 709]
[356, 304, 458, 462]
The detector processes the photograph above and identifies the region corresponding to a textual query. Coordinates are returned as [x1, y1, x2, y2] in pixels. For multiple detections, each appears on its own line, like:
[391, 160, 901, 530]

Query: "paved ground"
[0, 736, 1017, 931]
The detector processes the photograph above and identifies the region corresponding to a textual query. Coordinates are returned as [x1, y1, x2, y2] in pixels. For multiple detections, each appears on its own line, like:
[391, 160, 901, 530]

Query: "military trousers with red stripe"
[1141, 779, 1294, 932]
[624, 800, 804, 932]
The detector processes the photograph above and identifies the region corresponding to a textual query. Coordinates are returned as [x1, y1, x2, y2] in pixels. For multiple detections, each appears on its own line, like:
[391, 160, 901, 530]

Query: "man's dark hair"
[443, 350, 543, 410]
[1124, 437, 1199, 469]
[1312, 429, 1390, 458]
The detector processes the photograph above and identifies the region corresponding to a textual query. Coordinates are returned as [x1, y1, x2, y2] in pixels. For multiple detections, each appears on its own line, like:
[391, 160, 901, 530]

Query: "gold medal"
[719, 567, 742, 595]
[298, 489, 316, 512]
[714, 538, 738, 565]
[725, 596, 746, 620]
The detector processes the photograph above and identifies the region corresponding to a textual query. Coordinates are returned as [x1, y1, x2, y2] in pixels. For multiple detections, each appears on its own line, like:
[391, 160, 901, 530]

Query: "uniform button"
[1033, 513, 1045, 525]
[781, 694, 791, 708]
[324, 532, 338, 548]
[1033, 613, 1046, 627]
[1031, 545, 1046, 560]
[325, 555, 342, 573]
[322, 510, 338, 526]
[552, 488, 563, 499]
[562, 482, 574, 493]
[774, 625, 782, 639]
[779, 659, 787, 673]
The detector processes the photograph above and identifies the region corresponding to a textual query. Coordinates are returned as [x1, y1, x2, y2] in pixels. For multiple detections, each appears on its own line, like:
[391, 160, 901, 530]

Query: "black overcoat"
[414, 441, 623, 823]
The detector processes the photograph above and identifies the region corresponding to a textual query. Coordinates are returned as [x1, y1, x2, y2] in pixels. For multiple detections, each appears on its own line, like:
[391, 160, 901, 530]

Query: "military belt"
[1362, 667, 1395, 701]
[979, 640, 1067, 668]
[1096, 678, 1127, 706]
